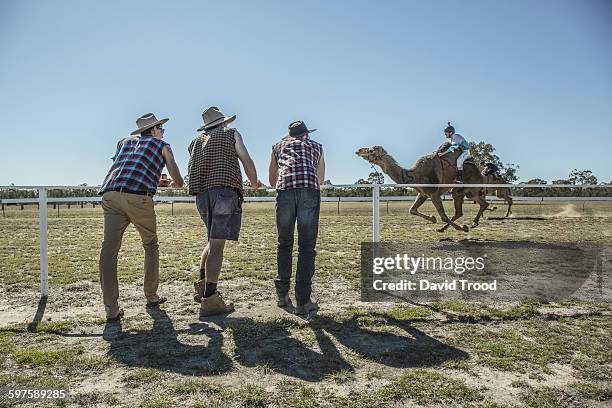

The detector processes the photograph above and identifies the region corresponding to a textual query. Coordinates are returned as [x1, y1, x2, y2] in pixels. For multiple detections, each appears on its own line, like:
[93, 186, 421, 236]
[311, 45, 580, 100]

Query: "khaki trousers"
[99, 191, 159, 318]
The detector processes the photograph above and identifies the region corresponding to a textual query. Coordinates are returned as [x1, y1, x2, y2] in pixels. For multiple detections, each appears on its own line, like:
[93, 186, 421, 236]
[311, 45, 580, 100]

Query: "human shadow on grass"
[193, 315, 353, 382]
[103, 308, 233, 376]
[101, 306, 467, 381]
[194, 311, 468, 382]
[309, 314, 469, 369]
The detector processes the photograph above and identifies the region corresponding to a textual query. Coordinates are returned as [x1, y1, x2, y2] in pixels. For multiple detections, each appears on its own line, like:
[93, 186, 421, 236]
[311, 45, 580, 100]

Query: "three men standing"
[269, 121, 325, 315]
[99, 110, 324, 320]
[98, 113, 184, 322]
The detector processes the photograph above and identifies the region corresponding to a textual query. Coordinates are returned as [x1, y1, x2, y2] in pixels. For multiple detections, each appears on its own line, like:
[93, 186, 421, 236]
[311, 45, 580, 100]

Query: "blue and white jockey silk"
[446, 133, 470, 170]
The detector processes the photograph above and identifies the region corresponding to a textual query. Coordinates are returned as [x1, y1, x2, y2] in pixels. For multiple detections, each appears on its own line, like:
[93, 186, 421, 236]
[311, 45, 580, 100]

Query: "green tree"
[522, 178, 547, 197]
[568, 169, 597, 185]
[468, 141, 519, 182]
[367, 171, 384, 184]
[551, 178, 573, 197]
[568, 169, 598, 197]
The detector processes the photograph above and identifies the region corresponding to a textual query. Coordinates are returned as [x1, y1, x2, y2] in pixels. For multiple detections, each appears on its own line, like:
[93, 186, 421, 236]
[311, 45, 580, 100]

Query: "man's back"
[273, 136, 322, 190]
[100, 135, 168, 195]
[187, 127, 243, 196]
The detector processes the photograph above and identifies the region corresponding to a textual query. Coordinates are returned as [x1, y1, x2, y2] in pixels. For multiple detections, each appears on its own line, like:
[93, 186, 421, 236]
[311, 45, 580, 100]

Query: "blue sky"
[1, 0, 610, 186]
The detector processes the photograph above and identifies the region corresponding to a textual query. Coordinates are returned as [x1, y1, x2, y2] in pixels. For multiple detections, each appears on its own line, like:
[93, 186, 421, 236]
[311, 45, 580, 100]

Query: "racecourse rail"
[1, 183, 610, 297]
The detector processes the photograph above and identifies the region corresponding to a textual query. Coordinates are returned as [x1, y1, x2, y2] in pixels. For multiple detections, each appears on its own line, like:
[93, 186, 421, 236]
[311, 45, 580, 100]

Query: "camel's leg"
[430, 194, 468, 232]
[439, 189, 465, 232]
[484, 189, 496, 211]
[471, 191, 490, 228]
[409, 193, 436, 223]
[505, 196, 513, 217]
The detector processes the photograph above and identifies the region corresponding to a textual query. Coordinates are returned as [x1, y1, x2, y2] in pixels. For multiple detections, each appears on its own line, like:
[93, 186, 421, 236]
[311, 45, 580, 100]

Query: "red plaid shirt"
[273, 136, 322, 190]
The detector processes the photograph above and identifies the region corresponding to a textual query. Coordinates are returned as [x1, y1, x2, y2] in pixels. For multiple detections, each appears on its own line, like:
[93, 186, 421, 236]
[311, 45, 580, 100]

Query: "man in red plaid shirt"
[269, 121, 325, 315]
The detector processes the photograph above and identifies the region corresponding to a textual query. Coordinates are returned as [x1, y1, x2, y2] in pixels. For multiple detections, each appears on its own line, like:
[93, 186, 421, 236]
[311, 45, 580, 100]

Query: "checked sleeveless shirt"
[99, 135, 168, 195]
[272, 136, 323, 190]
[187, 127, 244, 196]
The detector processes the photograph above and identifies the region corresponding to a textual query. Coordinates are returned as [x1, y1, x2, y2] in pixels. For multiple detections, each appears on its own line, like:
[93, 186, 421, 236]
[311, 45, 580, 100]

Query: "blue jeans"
[275, 188, 320, 305]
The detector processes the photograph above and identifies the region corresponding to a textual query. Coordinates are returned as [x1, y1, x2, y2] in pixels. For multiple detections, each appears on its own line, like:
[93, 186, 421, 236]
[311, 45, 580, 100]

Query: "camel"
[450, 170, 513, 225]
[483, 173, 513, 217]
[356, 144, 490, 232]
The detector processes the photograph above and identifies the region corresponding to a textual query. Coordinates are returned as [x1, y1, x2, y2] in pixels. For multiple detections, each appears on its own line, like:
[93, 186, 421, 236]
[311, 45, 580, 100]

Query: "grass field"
[0, 200, 610, 407]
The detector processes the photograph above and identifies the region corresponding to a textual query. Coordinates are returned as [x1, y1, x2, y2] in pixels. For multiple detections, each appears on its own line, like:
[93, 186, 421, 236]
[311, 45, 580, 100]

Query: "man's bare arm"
[162, 145, 184, 188]
[234, 130, 261, 188]
[268, 151, 279, 187]
[317, 152, 326, 184]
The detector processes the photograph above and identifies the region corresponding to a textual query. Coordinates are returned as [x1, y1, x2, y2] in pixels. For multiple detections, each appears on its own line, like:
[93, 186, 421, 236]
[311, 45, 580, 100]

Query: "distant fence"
[0, 184, 610, 298]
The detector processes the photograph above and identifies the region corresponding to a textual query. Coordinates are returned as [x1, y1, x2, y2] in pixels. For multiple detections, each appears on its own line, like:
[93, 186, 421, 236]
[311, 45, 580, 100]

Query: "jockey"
[480, 161, 500, 177]
[438, 122, 470, 183]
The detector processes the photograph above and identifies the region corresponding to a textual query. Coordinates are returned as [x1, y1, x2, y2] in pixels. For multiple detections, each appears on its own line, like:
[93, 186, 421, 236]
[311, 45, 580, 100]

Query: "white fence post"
[38, 187, 48, 297]
[372, 185, 380, 243]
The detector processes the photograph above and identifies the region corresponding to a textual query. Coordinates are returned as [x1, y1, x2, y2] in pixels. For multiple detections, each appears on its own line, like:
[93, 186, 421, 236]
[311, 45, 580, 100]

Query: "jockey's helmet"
[444, 122, 455, 135]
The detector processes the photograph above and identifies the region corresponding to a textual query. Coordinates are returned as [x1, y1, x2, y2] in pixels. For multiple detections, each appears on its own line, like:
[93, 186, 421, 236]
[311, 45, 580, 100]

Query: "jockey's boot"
[455, 170, 464, 184]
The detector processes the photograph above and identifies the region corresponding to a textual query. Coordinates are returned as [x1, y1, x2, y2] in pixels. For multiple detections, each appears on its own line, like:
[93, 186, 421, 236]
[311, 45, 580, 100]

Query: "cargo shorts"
[196, 187, 243, 241]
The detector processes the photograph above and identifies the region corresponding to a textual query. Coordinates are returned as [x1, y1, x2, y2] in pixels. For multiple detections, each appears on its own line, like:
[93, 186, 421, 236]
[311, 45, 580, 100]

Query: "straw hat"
[197, 106, 236, 132]
[130, 113, 169, 135]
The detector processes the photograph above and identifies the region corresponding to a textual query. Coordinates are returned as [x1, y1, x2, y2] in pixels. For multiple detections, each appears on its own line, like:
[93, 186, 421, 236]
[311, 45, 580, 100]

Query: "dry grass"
[0, 201, 610, 407]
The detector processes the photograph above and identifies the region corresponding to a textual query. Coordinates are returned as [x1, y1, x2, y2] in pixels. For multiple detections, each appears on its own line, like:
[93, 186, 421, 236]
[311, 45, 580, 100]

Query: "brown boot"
[200, 292, 235, 317]
[194, 279, 205, 303]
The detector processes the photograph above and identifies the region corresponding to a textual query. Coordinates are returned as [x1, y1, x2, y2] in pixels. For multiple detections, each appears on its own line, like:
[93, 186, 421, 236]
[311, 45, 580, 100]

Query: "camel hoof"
[462, 225, 469, 232]
[429, 216, 437, 224]
[471, 223, 479, 228]
[436, 227, 446, 233]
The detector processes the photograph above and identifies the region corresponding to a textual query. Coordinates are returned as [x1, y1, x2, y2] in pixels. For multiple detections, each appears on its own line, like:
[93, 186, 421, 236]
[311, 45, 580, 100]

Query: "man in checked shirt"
[269, 121, 325, 315]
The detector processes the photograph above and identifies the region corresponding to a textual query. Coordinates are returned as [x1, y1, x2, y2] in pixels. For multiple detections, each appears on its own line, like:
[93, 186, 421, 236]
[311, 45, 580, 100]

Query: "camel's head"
[355, 146, 388, 165]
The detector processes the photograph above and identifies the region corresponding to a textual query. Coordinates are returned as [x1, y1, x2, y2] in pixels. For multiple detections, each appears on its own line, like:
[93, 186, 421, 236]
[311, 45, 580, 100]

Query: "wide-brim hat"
[197, 106, 236, 132]
[130, 113, 169, 135]
[287, 120, 317, 138]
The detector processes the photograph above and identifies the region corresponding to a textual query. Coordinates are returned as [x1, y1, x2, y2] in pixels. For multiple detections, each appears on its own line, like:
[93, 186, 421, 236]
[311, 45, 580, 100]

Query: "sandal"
[106, 308, 124, 323]
[146, 296, 167, 308]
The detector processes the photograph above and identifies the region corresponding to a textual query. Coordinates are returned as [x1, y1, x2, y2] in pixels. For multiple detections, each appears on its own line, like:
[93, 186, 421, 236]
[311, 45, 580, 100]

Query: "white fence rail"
[2, 195, 612, 206]
[0, 184, 610, 298]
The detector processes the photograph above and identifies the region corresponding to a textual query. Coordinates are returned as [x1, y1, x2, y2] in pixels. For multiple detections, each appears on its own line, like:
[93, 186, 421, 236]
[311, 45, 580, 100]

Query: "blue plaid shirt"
[99, 135, 168, 195]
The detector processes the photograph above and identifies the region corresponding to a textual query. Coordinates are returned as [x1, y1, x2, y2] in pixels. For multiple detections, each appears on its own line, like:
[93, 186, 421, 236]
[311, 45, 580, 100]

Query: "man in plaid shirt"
[269, 121, 325, 315]
[98, 113, 183, 322]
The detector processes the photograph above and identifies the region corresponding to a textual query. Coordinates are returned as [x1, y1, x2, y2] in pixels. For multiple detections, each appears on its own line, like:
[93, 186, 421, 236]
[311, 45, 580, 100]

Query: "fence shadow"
[27, 296, 47, 332]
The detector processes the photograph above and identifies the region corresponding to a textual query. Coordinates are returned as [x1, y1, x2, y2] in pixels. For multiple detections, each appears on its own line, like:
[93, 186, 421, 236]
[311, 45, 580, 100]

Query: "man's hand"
[248, 179, 264, 189]
[162, 145, 184, 188]
[158, 178, 171, 187]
